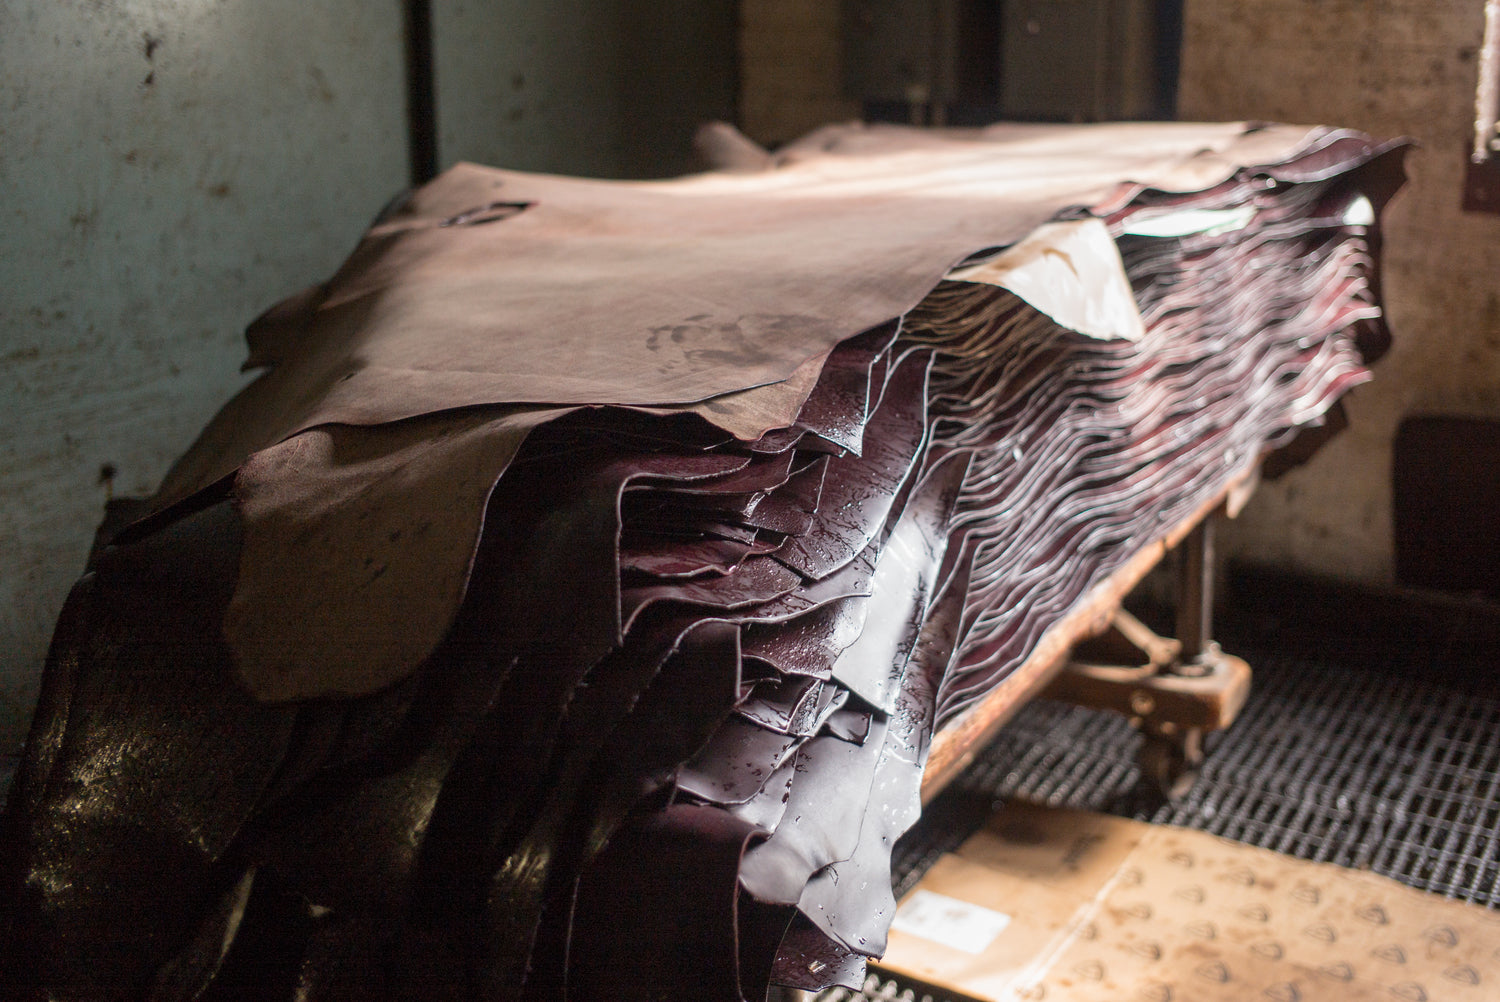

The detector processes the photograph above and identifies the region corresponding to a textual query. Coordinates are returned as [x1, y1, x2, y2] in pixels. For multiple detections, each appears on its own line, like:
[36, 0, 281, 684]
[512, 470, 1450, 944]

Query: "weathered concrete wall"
[434, 1, 738, 178]
[0, 1, 408, 751]
[1180, 0, 1500, 584]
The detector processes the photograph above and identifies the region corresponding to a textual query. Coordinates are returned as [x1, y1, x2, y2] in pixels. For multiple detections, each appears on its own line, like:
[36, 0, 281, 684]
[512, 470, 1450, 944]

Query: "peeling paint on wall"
[0, 1, 409, 751]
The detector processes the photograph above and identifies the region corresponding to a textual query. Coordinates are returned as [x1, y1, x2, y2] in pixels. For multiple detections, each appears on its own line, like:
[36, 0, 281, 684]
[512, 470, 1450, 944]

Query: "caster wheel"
[1139, 728, 1203, 802]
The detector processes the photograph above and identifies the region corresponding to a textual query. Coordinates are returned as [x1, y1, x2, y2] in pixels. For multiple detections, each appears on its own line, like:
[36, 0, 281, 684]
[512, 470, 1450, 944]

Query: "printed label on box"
[891, 889, 1013, 955]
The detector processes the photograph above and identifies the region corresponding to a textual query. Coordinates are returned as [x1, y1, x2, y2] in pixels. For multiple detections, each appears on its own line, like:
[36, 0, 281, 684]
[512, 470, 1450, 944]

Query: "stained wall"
[1179, 0, 1500, 585]
[0, 1, 409, 751]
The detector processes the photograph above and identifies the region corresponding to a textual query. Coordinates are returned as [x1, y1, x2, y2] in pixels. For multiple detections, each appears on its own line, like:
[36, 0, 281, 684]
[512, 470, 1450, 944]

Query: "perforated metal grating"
[939, 631, 1500, 906]
[816, 973, 960, 1002]
[828, 609, 1500, 1002]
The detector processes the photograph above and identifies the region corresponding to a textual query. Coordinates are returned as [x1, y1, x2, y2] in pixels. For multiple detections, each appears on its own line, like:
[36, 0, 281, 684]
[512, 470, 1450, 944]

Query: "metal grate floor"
[947, 651, 1500, 904]
[831, 612, 1500, 1002]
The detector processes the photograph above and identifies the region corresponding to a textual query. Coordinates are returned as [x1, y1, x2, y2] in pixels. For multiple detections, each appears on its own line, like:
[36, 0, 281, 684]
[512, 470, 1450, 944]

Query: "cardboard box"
[880, 803, 1500, 1001]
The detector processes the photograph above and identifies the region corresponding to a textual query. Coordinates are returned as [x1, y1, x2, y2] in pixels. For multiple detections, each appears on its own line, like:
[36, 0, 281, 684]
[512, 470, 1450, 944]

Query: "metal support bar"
[1175, 516, 1214, 663]
[1043, 510, 1249, 799]
[403, 0, 437, 187]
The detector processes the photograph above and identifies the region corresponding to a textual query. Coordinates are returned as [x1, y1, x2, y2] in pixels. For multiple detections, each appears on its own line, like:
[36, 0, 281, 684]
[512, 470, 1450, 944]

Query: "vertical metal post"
[1175, 515, 1214, 664]
[404, 0, 437, 187]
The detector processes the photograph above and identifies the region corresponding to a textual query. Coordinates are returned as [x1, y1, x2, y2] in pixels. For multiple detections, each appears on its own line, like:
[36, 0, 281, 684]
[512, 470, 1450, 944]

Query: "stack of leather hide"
[0, 122, 1406, 1001]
